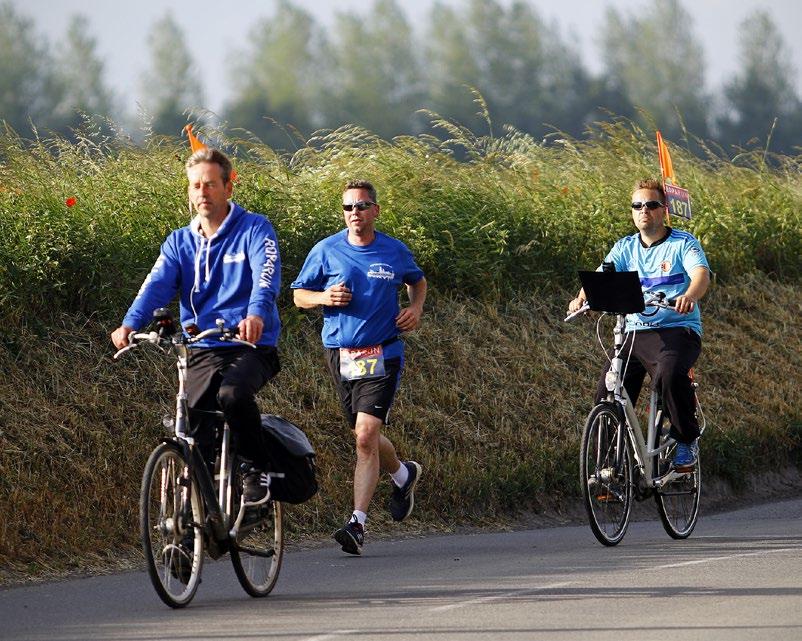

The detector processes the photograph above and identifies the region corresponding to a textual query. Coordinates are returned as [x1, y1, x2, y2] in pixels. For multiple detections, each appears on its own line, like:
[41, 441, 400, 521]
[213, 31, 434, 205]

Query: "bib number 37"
[339, 345, 386, 381]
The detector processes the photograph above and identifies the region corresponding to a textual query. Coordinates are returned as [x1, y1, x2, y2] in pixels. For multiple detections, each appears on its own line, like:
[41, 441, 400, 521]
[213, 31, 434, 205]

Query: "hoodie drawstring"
[193, 235, 205, 293]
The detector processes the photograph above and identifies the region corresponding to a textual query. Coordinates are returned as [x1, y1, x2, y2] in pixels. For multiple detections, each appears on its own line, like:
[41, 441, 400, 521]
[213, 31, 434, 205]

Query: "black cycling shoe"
[243, 467, 270, 503]
[169, 532, 194, 583]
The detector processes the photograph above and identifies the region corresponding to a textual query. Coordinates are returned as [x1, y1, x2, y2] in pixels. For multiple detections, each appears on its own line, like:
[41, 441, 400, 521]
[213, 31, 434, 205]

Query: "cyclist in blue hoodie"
[111, 148, 281, 503]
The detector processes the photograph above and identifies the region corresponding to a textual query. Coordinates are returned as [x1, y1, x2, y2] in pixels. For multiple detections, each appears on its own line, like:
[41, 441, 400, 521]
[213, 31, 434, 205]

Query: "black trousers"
[186, 346, 280, 469]
[595, 327, 701, 444]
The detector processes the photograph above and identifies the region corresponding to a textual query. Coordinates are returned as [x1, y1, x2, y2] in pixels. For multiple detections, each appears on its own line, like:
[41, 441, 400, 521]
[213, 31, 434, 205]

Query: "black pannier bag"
[260, 414, 318, 504]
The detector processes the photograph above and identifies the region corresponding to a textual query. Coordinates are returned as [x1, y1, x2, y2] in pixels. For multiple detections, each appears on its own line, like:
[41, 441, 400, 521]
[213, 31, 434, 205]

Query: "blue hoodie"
[122, 202, 281, 347]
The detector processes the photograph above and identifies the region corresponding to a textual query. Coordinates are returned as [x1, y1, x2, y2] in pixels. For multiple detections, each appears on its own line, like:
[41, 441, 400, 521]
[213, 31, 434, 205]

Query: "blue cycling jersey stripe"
[640, 273, 685, 287]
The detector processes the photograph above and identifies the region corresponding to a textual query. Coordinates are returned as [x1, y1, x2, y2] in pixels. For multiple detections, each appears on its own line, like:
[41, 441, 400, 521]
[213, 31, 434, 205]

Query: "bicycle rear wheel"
[655, 443, 701, 539]
[229, 463, 284, 597]
[580, 404, 633, 546]
[140, 443, 204, 608]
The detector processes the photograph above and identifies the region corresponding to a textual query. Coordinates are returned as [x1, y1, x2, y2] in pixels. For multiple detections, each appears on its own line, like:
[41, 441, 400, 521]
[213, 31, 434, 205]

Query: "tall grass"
[1, 116, 801, 581]
[1, 116, 801, 328]
[2, 278, 801, 582]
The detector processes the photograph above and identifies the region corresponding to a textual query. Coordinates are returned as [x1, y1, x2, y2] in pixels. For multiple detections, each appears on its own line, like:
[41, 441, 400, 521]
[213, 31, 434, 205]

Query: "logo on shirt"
[223, 251, 246, 264]
[367, 263, 395, 280]
[259, 238, 278, 289]
[660, 260, 671, 272]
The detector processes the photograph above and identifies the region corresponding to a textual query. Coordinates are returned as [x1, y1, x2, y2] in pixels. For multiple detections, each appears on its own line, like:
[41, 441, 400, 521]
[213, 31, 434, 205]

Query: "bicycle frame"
[604, 313, 693, 489]
[169, 339, 262, 549]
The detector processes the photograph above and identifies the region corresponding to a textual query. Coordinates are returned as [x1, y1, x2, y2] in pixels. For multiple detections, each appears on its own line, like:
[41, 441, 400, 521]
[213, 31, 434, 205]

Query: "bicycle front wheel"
[655, 445, 701, 539]
[580, 404, 633, 546]
[140, 443, 205, 608]
[231, 499, 284, 597]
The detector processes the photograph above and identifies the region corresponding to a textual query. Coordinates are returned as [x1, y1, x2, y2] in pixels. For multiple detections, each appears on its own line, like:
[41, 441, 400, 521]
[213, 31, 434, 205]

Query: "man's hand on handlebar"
[568, 296, 587, 313]
[672, 294, 697, 315]
[238, 315, 264, 344]
[111, 325, 135, 350]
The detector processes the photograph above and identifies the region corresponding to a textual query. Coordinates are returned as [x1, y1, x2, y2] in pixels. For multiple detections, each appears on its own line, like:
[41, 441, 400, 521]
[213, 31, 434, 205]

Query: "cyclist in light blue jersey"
[569, 178, 710, 469]
[292, 179, 426, 555]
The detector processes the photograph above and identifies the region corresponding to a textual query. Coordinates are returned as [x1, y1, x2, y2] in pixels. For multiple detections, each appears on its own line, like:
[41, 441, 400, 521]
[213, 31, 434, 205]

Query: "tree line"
[2, 0, 801, 154]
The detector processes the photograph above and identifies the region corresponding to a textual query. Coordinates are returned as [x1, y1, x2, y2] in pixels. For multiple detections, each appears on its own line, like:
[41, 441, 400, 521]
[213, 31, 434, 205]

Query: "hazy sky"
[15, 0, 802, 118]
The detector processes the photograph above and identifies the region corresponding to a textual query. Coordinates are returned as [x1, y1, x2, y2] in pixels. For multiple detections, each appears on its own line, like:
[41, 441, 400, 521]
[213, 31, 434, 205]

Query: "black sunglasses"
[631, 200, 664, 210]
[343, 200, 375, 212]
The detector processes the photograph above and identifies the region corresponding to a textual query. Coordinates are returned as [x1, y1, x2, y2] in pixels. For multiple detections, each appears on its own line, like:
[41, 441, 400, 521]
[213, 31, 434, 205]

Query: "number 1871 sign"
[665, 184, 692, 220]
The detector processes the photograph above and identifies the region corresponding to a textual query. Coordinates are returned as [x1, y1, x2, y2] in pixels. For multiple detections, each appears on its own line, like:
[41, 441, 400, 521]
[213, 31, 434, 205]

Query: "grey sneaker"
[389, 461, 422, 522]
[333, 516, 364, 555]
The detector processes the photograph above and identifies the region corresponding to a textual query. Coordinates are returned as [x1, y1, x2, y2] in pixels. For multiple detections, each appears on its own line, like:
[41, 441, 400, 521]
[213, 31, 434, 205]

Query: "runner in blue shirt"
[292, 179, 427, 555]
[568, 178, 711, 469]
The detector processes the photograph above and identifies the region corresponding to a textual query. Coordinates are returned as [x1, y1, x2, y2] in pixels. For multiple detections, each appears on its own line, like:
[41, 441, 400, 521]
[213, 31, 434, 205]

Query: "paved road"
[3, 499, 802, 641]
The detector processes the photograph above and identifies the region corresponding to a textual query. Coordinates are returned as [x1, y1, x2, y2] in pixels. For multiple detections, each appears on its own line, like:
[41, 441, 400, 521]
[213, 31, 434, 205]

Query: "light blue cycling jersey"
[290, 229, 424, 361]
[603, 227, 710, 336]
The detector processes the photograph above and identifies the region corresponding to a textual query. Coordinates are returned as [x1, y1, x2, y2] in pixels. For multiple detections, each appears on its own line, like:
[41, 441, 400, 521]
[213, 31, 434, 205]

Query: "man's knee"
[217, 383, 253, 411]
[353, 415, 382, 453]
[655, 364, 693, 395]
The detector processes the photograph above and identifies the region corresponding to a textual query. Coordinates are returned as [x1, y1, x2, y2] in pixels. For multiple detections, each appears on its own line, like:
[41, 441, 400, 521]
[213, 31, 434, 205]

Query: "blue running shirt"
[290, 230, 425, 360]
[604, 228, 710, 335]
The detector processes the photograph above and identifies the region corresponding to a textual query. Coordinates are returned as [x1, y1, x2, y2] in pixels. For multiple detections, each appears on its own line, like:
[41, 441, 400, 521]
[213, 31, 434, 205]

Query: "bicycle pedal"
[595, 492, 619, 503]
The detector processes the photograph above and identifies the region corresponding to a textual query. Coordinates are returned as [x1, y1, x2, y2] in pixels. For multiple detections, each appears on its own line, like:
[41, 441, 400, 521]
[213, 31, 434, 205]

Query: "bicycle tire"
[140, 442, 205, 608]
[229, 462, 284, 597]
[580, 403, 633, 546]
[655, 444, 701, 539]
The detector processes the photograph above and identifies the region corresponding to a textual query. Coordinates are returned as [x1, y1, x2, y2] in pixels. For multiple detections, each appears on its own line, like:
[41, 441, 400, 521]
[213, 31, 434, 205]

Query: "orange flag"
[184, 124, 237, 182]
[656, 131, 675, 185]
[184, 124, 207, 153]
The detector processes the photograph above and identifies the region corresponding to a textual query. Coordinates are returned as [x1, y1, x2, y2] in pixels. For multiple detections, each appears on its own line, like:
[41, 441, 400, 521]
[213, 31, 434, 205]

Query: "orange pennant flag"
[184, 124, 238, 182]
[185, 124, 207, 153]
[656, 131, 675, 185]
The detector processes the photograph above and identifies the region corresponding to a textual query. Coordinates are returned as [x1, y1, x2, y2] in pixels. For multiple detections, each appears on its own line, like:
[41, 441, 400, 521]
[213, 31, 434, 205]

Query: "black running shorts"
[325, 348, 402, 427]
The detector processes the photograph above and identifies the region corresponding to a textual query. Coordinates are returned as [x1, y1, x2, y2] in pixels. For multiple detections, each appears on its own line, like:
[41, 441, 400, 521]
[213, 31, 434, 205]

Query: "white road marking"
[301, 630, 359, 641]
[656, 546, 796, 569]
[429, 581, 572, 612]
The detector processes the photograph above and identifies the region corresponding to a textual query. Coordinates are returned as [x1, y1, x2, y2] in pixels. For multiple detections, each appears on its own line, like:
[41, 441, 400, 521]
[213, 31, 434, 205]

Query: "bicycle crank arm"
[653, 468, 692, 488]
[231, 543, 276, 558]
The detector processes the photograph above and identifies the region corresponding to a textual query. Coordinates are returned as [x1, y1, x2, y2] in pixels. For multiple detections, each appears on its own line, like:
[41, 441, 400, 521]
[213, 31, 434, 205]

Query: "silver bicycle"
[566, 292, 706, 546]
[114, 310, 283, 608]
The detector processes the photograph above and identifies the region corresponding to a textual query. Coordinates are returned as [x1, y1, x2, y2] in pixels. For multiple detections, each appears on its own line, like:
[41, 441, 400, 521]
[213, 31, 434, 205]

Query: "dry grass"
[2, 275, 800, 583]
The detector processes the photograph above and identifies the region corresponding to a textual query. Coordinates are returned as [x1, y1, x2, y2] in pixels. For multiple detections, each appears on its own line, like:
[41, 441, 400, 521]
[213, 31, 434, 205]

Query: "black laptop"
[578, 270, 645, 314]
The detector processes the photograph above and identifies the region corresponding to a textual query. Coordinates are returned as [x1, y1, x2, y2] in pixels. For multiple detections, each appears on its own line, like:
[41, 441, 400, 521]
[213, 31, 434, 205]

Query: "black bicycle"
[114, 311, 283, 608]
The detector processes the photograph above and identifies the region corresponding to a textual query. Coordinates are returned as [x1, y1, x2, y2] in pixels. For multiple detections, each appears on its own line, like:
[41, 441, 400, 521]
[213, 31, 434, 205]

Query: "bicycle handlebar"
[564, 302, 591, 322]
[563, 291, 675, 323]
[113, 321, 257, 360]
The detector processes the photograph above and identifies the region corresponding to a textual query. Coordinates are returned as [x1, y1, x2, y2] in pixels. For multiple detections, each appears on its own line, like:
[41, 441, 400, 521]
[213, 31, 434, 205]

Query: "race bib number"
[339, 345, 386, 380]
[665, 184, 692, 220]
